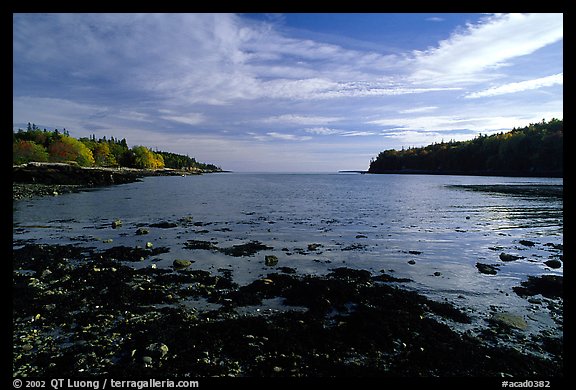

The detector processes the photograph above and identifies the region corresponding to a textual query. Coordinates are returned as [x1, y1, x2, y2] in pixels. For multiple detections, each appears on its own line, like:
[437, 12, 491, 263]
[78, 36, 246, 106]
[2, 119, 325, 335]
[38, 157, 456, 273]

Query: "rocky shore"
[13, 183, 84, 200]
[13, 239, 563, 378]
[13, 162, 202, 200]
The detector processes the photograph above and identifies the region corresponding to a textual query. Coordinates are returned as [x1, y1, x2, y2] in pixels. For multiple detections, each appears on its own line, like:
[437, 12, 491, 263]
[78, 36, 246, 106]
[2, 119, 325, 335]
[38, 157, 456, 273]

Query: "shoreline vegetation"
[12, 124, 223, 201]
[368, 119, 562, 178]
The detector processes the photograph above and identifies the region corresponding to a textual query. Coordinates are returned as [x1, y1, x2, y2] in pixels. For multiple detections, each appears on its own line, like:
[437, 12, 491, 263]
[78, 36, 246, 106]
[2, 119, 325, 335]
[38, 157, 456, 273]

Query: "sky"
[13, 13, 563, 172]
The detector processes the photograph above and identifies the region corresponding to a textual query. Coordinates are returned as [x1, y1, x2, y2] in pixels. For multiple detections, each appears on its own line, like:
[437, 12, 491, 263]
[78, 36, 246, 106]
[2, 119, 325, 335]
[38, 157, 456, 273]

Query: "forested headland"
[368, 118, 563, 177]
[13, 123, 222, 172]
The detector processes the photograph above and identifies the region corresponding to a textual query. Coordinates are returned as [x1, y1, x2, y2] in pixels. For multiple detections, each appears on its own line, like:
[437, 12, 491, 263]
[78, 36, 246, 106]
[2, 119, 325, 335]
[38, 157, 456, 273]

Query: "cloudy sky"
[13, 13, 563, 172]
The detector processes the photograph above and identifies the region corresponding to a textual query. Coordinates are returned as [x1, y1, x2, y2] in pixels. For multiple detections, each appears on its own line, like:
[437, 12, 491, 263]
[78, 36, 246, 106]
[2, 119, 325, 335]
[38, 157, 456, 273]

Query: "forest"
[368, 118, 563, 177]
[12, 123, 222, 172]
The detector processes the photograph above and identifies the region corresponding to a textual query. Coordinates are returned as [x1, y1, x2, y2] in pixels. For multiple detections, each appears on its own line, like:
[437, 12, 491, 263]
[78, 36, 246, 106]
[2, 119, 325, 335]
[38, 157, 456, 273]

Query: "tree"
[48, 135, 95, 166]
[131, 145, 165, 169]
[368, 119, 562, 176]
[92, 142, 117, 166]
[13, 126, 219, 171]
[13, 140, 49, 164]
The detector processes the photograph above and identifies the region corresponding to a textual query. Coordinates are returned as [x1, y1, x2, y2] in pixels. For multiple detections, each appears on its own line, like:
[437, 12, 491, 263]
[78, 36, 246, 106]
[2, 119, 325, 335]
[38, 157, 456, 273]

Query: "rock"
[136, 228, 150, 235]
[341, 243, 367, 251]
[499, 253, 523, 262]
[184, 240, 218, 250]
[278, 266, 297, 274]
[265, 255, 278, 266]
[307, 243, 323, 251]
[150, 221, 178, 228]
[22, 344, 34, 352]
[112, 219, 122, 229]
[373, 272, 412, 283]
[13, 162, 144, 186]
[408, 250, 422, 255]
[513, 275, 563, 299]
[490, 312, 528, 330]
[544, 259, 562, 269]
[220, 241, 273, 257]
[544, 243, 563, 251]
[329, 267, 372, 281]
[146, 343, 169, 359]
[173, 259, 193, 269]
[141, 356, 153, 366]
[433, 271, 442, 277]
[408, 260, 416, 265]
[476, 263, 500, 275]
[519, 240, 536, 247]
[146, 242, 153, 249]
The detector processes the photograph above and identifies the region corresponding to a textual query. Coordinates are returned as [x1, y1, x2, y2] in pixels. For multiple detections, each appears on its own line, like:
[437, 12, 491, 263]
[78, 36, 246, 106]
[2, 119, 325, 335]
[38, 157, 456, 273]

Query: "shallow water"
[13, 173, 563, 336]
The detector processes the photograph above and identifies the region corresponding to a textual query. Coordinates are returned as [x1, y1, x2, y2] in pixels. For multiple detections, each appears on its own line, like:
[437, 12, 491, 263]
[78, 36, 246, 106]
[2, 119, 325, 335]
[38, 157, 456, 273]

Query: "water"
[13, 173, 563, 336]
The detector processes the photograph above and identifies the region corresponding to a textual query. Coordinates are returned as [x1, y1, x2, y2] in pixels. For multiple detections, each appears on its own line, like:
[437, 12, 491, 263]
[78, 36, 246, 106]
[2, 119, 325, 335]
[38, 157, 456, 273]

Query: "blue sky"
[13, 13, 563, 172]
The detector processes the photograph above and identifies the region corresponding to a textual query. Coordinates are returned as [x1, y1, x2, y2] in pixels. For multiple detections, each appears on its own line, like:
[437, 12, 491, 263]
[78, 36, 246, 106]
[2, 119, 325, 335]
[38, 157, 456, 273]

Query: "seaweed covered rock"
[513, 275, 563, 299]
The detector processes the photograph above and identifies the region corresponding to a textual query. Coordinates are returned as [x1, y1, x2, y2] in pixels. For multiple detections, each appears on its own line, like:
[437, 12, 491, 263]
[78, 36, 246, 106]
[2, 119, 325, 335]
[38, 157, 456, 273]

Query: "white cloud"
[410, 13, 563, 85]
[247, 131, 312, 142]
[303, 127, 376, 137]
[398, 106, 439, 114]
[425, 17, 445, 22]
[370, 115, 543, 133]
[304, 127, 342, 135]
[465, 73, 563, 98]
[161, 113, 206, 125]
[266, 132, 312, 141]
[340, 131, 375, 137]
[261, 114, 342, 125]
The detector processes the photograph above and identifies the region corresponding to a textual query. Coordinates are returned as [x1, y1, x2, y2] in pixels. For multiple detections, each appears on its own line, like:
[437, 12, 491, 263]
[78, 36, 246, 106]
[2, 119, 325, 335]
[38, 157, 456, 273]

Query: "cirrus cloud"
[465, 73, 563, 98]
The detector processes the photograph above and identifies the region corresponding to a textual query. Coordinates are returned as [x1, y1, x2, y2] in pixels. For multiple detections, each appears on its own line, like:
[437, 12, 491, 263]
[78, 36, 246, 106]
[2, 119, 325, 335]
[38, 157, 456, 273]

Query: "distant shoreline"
[365, 169, 563, 178]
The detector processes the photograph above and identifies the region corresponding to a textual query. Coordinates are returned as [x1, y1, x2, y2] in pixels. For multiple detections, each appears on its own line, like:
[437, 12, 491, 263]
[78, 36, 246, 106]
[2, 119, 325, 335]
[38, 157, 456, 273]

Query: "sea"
[13, 173, 563, 336]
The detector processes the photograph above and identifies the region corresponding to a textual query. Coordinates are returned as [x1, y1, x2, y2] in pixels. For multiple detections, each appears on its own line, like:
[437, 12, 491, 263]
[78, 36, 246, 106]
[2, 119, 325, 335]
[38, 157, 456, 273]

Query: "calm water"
[13, 173, 563, 334]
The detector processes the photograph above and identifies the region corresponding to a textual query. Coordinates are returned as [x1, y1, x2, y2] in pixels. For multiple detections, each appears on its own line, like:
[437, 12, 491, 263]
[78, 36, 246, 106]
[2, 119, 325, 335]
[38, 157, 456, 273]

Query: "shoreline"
[366, 169, 563, 178]
[12, 162, 213, 201]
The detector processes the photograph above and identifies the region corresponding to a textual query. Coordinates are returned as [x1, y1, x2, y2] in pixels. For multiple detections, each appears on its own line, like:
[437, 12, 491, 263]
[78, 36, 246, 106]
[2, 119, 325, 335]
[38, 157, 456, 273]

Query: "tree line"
[13, 123, 222, 172]
[368, 118, 563, 177]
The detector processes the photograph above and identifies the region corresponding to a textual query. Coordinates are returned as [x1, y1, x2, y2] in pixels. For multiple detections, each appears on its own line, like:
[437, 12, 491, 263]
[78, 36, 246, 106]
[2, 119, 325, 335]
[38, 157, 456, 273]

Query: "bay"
[13, 173, 563, 336]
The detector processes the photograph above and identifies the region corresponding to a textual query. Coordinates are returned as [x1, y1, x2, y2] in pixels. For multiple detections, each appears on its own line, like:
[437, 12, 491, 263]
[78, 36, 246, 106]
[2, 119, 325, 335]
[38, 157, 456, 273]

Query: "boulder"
[490, 312, 528, 330]
[476, 263, 499, 275]
[173, 259, 193, 269]
[265, 255, 278, 266]
[499, 253, 523, 262]
[308, 243, 323, 251]
[544, 259, 562, 269]
[513, 275, 563, 299]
